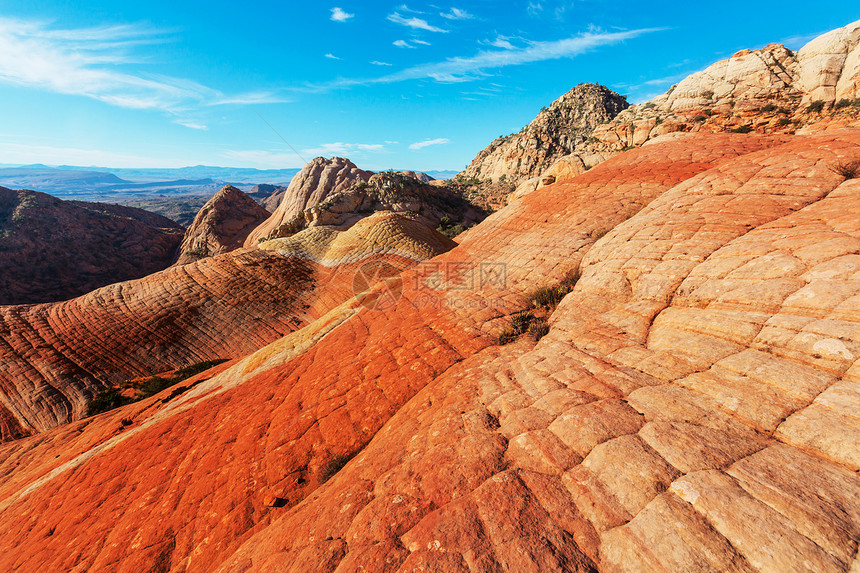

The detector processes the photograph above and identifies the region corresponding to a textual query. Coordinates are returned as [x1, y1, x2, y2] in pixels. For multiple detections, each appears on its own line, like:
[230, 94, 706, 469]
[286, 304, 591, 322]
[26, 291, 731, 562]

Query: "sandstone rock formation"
[174, 185, 271, 266]
[460, 83, 629, 185]
[507, 21, 860, 201]
[590, 19, 860, 153]
[3, 129, 858, 572]
[245, 157, 372, 246]
[0, 187, 183, 305]
[0, 212, 455, 440]
[254, 170, 487, 242]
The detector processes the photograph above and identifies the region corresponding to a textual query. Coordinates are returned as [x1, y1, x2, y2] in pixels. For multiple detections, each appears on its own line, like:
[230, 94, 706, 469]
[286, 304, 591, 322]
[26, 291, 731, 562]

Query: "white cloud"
[370, 60, 393, 66]
[393, 40, 414, 48]
[413, 39, 431, 46]
[440, 8, 474, 20]
[387, 12, 447, 33]
[302, 142, 386, 156]
[324, 28, 662, 86]
[330, 7, 354, 22]
[488, 35, 516, 50]
[409, 138, 449, 150]
[174, 120, 208, 130]
[527, 2, 543, 16]
[0, 17, 282, 112]
[325, 53, 342, 60]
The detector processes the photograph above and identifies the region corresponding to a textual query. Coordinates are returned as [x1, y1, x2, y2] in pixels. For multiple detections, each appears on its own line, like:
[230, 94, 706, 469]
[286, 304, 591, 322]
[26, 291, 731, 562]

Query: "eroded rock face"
[5, 131, 859, 572]
[175, 185, 271, 266]
[461, 83, 629, 185]
[256, 171, 487, 241]
[0, 212, 454, 440]
[245, 157, 372, 246]
[0, 187, 183, 305]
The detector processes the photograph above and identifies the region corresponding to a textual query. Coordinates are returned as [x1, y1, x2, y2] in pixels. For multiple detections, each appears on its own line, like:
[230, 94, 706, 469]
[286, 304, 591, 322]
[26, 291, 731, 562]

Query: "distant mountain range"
[0, 164, 459, 200]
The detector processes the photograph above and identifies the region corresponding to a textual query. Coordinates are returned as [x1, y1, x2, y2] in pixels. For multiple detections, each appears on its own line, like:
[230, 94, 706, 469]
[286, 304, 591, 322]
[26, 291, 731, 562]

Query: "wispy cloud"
[323, 28, 662, 86]
[330, 7, 354, 22]
[302, 142, 386, 156]
[325, 53, 342, 60]
[387, 12, 447, 33]
[393, 39, 415, 48]
[440, 8, 474, 20]
[413, 39, 431, 46]
[174, 119, 208, 130]
[485, 35, 516, 50]
[409, 138, 449, 150]
[0, 16, 283, 113]
[370, 60, 393, 66]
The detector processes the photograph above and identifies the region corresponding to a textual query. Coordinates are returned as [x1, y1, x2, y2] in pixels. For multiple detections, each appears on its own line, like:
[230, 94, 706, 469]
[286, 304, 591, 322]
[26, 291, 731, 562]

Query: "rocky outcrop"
[460, 83, 629, 185]
[5, 130, 860, 572]
[0, 187, 183, 305]
[174, 185, 270, 266]
[0, 212, 455, 440]
[254, 170, 487, 242]
[511, 20, 860, 200]
[244, 157, 372, 246]
[590, 20, 860, 152]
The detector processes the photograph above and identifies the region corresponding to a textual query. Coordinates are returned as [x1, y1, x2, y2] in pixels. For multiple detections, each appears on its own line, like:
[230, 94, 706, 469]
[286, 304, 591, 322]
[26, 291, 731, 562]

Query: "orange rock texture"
[0, 187, 183, 305]
[3, 130, 858, 572]
[0, 212, 455, 441]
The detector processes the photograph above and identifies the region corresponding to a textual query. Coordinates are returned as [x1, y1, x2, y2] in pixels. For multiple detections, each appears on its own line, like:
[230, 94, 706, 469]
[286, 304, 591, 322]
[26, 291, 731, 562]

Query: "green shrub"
[692, 115, 707, 122]
[498, 310, 534, 344]
[761, 103, 777, 112]
[778, 118, 792, 127]
[776, 106, 791, 114]
[86, 390, 130, 417]
[729, 125, 753, 133]
[807, 100, 825, 113]
[86, 358, 229, 416]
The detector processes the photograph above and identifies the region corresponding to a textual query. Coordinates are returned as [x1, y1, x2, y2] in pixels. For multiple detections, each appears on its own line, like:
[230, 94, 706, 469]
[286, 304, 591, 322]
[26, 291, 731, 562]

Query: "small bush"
[320, 453, 354, 483]
[835, 99, 851, 109]
[761, 103, 778, 112]
[702, 90, 714, 100]
[807, 100, 825, 113]
[527, 318, 550, 341]
[776, 106, 791, 115]
[830, 159, 860, 180]
[729, 125, 753, 133]
[498, 310, 534, 344]
[87, 390, 130, 417]
[692, 115, 707, 123]
[777, 118, 792, 127]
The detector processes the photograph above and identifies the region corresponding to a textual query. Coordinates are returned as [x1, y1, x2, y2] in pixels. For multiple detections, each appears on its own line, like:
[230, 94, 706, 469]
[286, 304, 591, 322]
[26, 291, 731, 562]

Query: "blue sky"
[0, 1, 856, 172]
